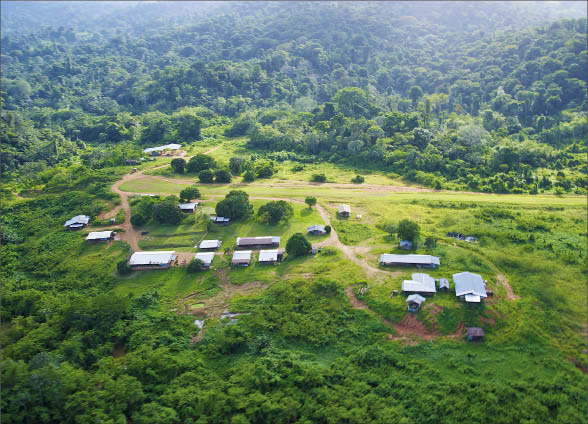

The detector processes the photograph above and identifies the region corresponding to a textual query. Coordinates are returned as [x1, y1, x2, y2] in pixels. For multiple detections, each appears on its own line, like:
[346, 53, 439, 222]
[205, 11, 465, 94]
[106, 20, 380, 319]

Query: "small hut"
[406, 294, 426, 312]
[466, 327, 485, 341]
[438, 278, 450, 292]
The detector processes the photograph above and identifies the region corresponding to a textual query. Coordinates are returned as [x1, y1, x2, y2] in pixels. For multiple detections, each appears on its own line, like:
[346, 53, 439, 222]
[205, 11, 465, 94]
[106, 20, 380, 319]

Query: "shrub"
[351, 175, 365, 184]
[291, 164, 304, 172]
[131, 214, 147, 227]
[286, 233, 312, 257]
[324, 225, 331, 234]
[214, 169, 232, 183]
[187, 154, 216, 173]
[198, 169, 214, 183]
[187, 258, 204, 273]
[242, 170, 255, 182]
[153, 200, 182, 224]
[170, 158, 186, 173]
[424, 237, 436, 249]
[311, 173, 327, 182]
[229, 156, 246, 175]
[256, 165, 274, 178]
[117, 260, 132, 275]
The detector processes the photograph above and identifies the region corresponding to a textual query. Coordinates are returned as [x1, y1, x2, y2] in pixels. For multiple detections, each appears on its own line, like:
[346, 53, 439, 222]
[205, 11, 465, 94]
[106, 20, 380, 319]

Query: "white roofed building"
[194, 252, 215, 268]
[453, 272, 487, 302]
[129, 251, 177, 269]
[179, 202, 198, 212]
[143, 143, 182, 154]
[337, 204, 351, 217]
[402, 273, 437, 294]
[64, 215, 90, 230]
[86, 231, 115, 243]
[232, 250, 252, 266]
[198, 240, 222, 250]
[379, 254, 440, 268]
[236, 236, 280, 248]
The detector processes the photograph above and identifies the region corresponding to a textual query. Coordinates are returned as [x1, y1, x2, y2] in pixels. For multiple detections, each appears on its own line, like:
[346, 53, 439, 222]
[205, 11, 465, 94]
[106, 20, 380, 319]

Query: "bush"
[291, 164, 304, 172]
[117, 260, 132, 275]
[131, 214, 147, 227]
[325, 225, 331, 234]
[229, 156, 246, 175]
[153, 200, 182, 224]
[305, 197, 317, 208]
[286, 233, 312, 257]
[257, 200, 293, 224]
[198, 169, 214, 183]
[351, 175, 365, 184]
[214, 169, 232, 183]
[256, 165, 274, 178]
[187, 258, 204, 273]
[311, 173, 327, 182]
[424, 237, 436, 249]
[179, 186, 200, 202]
[170, 158, 186, 173]
[242, 170, 255, 182]
[187, 154, 216, 173]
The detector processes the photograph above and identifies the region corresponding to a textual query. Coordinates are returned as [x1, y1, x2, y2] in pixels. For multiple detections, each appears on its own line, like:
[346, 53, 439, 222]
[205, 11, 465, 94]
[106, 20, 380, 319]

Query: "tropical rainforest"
[1, 2, 587, 423]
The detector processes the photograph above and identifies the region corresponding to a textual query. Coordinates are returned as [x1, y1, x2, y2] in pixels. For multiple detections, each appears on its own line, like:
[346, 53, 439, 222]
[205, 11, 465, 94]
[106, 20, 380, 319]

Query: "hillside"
[1, 2, 587, 423]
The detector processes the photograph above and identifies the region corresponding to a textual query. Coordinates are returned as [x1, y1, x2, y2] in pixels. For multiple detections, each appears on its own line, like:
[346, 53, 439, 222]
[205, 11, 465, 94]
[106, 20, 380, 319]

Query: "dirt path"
[106, 145, 221, 253]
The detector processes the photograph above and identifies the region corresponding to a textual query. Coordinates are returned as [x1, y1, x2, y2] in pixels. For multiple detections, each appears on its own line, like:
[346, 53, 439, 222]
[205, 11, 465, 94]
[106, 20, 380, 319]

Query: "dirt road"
[107, 145, 221, 253]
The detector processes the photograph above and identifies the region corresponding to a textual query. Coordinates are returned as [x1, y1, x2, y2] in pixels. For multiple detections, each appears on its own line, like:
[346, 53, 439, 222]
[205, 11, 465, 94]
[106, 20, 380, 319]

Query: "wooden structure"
[466, 327, 485, 341]
[337, 204, 351, 217]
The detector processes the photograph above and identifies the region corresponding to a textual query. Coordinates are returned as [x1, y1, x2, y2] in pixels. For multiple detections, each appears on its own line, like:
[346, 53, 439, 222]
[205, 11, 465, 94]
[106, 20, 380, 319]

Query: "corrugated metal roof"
[237, 236, 279, 246]
[453, 272, 487, 298]
[194, 252, 215, 266]
[232, 250, 252, 261]
[64, 215, 90, 227]
[406, 294, 426, 304]
[380, 254, 440, 265]
[143, 143, 182, 153]
[338, 204, 351, 213]
[86, 231, 114, 240]
[467, 327, 485, 337]
[259, 250, 278, 262]
[129, 251, 176, 265]
[179, 202, 198, 210]
[402, 273, 437, 293]
[198, 240, 221, 249]
[307, 225, 326, 233]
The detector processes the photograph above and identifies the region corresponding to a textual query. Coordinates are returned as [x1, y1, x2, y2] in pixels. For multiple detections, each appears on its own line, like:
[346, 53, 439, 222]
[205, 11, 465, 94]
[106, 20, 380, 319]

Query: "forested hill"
[1, 1, 587, 193]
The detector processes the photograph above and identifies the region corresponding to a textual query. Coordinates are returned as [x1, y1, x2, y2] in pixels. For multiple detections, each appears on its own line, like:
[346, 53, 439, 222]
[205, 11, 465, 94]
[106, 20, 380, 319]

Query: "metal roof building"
[194, 252, 215, 268]
[406, 294, 426, 312]
[236, 236, 280, 247]
[85, 231, 115, 242]
[143, 143, 182, 153]
[198, 240, 222, 250]
[258, 249, 284, 263]
[307, 225, 326, 235]
[179, 202, 198, 212]
[64, 215, 90, 229]
[453, 271, 487, 302]
[232, 250, 252, 266]
[402, 273, 437, 294]
[379, 254, 440, 268]
[129, 251, 177, 269]
[337, 204, 351, 216]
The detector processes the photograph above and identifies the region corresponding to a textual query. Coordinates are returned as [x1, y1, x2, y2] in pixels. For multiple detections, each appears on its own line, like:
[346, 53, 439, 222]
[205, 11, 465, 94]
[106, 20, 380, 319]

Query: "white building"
[232, 250, 252, 266]
[453, 272, 487, 303]
[379, 254, 440, 268]
[402, 273, 437, 294]
[129, 251, 177, 269]
[198, 240, 222, 250]
[194, 252, 215, 268]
